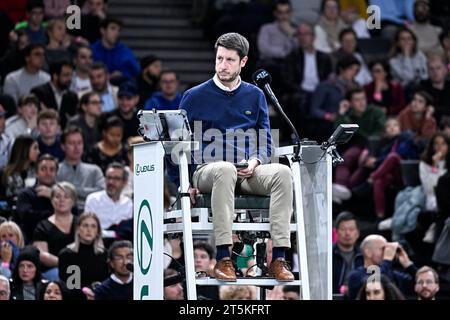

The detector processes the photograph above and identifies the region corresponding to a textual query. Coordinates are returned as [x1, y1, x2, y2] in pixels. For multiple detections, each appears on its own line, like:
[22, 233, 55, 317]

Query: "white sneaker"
[378, 217, 393, 231]
[423, 223, 436, 243]
[332, 184, 352, 200]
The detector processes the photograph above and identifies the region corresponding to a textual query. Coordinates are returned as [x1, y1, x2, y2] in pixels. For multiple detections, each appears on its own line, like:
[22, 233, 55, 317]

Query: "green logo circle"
[136, 199, 153, 275]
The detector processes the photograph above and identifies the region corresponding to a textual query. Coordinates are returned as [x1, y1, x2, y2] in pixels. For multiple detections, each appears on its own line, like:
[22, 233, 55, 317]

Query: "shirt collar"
[111, 273, 133, 285]
[213, 74, 241, 92]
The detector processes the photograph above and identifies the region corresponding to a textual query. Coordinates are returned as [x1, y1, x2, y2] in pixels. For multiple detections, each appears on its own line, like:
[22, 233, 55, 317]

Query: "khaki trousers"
[192, 161, 293, 248]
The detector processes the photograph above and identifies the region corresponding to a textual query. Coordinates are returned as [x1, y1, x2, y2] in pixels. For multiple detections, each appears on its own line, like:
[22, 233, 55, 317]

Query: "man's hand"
[383, 242, 399, 261]
[35, 185, 52, 199]
[425, 105, 435, 119]
[82, 287, 95, 300]
[24, 113, 37, 130]
[1, 241, 13, 264]
[188, 187, 200, 206]
[432, 151, 444, 166]
[279, 21, 296, 37]
[397, 245, 413, 268]
[339, 100, 351, 115]
[237, 159, 260, 178]
[365, 156, 377, 168]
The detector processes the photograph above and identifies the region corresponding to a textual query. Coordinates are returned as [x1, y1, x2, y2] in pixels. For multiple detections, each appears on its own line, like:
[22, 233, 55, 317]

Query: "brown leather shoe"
[214, 257, 237, 282]
[268, 258, 294, 281]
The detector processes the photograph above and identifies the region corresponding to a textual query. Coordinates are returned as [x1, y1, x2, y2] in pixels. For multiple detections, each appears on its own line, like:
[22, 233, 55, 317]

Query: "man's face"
[19, 102, 38, 120]
[27, 47, 45, 70]
[415, 271, 439, 300]
[90, 68, 108, 92]
[215, 46, 247, 84]
[274, 3, 292, 23]
[337, 220, 359, 248]
[145, 60, 162, 78]
[105, 167, 126, 199]
[75, 47, 93, 71]
[29, 6, 44, 26]
[283, 291, 300, 300]
[82, 94, 103, 117]
[110, 247, 133, 277]
[298, 24, 314, 50]
[118, 95, 138, 114]
[194, 248, 211, 272]
[160, 73, 178, 97]
[0, 280, 9, 300]
[350, 92, 368, 114]
[414, 2, 429, 23]
[428, 59, 447, 84]
[62, 132, 84, 162]
[38, 118, 59, 140]
[89, 0, 106, 14]
[36, 159, 57, 186]
[164, 283, 184, 300]
[365, 238, 387, 265]
[102, 23, 121, 47]
[341, 32, 357, 53]
[55, 65, 73, 90]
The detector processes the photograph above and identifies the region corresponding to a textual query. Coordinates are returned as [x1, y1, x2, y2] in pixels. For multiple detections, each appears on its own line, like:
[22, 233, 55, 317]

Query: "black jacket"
[31, 82, 78, 129]
[332, 244, 364, 294]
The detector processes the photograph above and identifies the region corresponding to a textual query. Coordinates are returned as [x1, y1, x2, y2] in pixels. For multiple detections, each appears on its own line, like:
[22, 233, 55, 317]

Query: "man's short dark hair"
[100, 17, 124, 30]
[414, 90, 434, 106]
[23, 43, 45, 58]
[193, 241, 214, 260]
[336, 54, 360, 74]
[282, 285, 299, 294]
[160, 69, 179, 81]
[335, 211, 358, 229]
[36, 153, 58, 171]
[49, 60, 73, 79]
[338, 28, 357, 43]
[18, 94, 40, 108]
[214, 33, 249, 60]
[345, 86, 365, 101]
[37, 108, 60, 124]
[274, 0, 291, 11]
[91, 61, 108, 73]
[61, 126, 83, 145]
[27, 0, 44, 12]
[106, 162, 129, 181]
[108, 240, 133, 261]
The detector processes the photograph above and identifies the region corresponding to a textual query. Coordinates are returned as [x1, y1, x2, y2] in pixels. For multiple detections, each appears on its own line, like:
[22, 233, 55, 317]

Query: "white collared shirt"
[111, 273, 133, 285]
[50, 82, 65, 111]
[213, 74, 241, 92]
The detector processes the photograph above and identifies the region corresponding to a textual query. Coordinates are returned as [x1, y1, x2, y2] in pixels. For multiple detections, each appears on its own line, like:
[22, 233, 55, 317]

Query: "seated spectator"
[45, 18, 76, 68]
[389, 28, 428, 91]
[368, 0, 414, 39]
[57, 126, 105, 211]
[59, 212, 108, 300]
[15, 154, 58, 243]
[282, 285, 300, 300]
[308, 54, 360, 142]
[0, 274, 10, 300]
[43, 0, 71, 19]
[441, 117, 450, 138]
[360, 118, 419, 218]
[33, 182, 77, 280]
[144, 70, 182, 111]
[137, 55, 162, 104]
[163, 268, 184, 300]
[340, 3, 370, 39]
[31, 60, 78, 129]
[89, 62, 118, 112]
[415, 265, 440, 300]
[89, 240, 133, 300]
[364, 59, 406, 116]
[193, 241, 219, 300]
[84, 162, 132, 233]
[257, 0, 297, 61]
[280, 22, 332, 136]
[39, 280, 69, 300]
[91, 18, 140, 82]
[70, 45, 93, 97]
[0, 221, 24, 278]
[398, 90, 437, 143]
[332, 28, 372, 86]
[5, 94, 39, 141]
[86, 116, 127, 173]
[67, 92, 102, 155]
[36, 110, 64, 161]
[108, 82, 140, 142]
[408, 0, 443, 56]
[347, 234, 417, 299]
[356, 274, 405, 300]
[313, 0, 348, 54]
[419, 55, 450, 125]
[14, 0, 47, 45]
[332, 212, 363, 295]
[440, 30, 450, 72]
[1, 135, 39, 198]
[0, 29, 29, 84]
[333, 88, 386, 199]
[219, 285, 256, 300]
[10, 245, 45, 300]
[0, 104, 13, 171]
[3, 43, 50, 104]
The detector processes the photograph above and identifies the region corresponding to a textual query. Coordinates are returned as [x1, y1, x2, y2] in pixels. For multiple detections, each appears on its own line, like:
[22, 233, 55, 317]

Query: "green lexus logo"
[135, 163, 155, 176]
[137, 200, 153, 275]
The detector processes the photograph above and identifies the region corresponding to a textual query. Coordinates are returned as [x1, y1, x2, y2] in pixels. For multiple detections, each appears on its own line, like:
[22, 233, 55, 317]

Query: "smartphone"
[234, 163, 249, 170]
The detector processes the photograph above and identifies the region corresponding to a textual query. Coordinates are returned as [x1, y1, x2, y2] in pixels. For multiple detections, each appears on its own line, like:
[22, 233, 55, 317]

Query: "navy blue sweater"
[168, 79, 272, 185]
[94, 276, 133, 300]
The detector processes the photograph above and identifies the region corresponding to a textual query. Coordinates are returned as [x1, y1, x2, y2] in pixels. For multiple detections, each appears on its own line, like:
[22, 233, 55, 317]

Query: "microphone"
[126, 262, 134, 272]
[252, 69, 301, 160]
